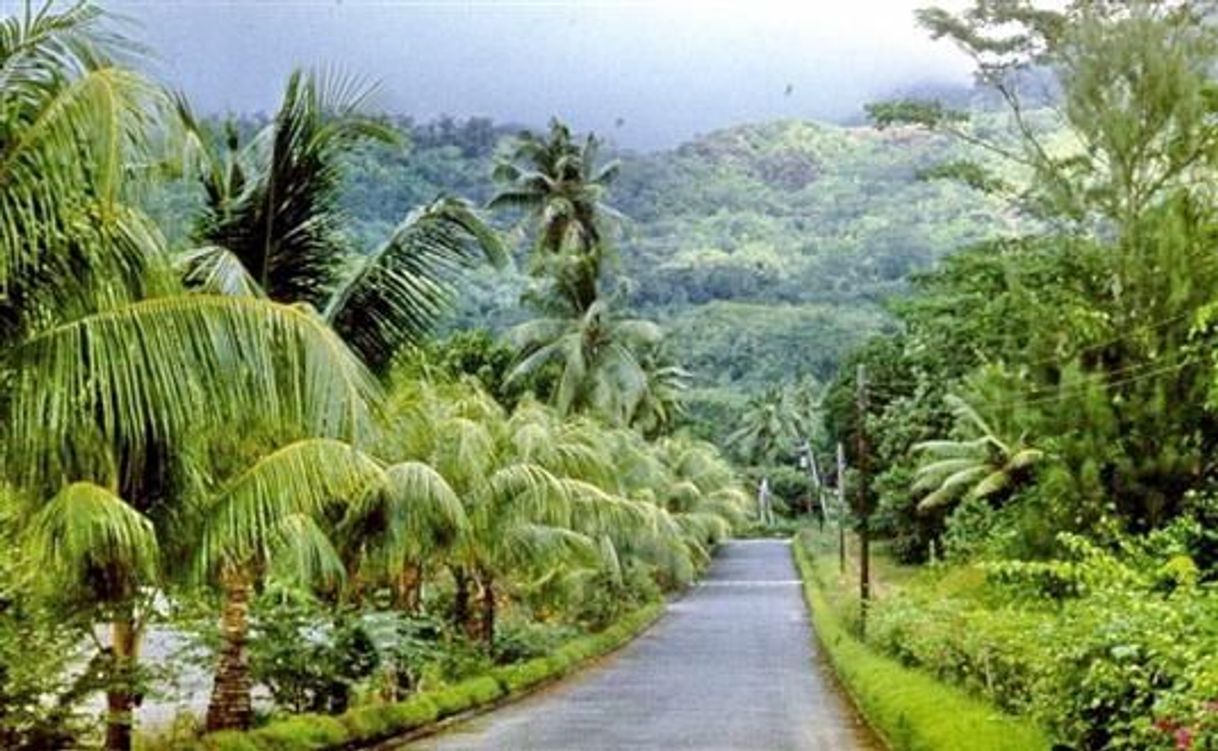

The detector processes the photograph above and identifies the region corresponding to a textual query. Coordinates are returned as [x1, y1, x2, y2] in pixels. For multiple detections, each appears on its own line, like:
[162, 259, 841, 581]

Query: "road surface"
[399, 539, 878, 751]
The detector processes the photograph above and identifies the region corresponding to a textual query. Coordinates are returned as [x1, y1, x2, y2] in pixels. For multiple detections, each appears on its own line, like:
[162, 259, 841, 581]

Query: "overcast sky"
[40, 0, 976, 150]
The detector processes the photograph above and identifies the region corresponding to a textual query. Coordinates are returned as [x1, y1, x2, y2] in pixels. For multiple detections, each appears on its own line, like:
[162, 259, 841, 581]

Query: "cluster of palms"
[727, 378, 822, 465]
[0, 5, 747, 750]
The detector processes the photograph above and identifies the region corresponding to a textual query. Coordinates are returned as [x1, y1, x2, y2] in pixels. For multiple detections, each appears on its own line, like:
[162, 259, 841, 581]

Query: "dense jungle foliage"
[811, 1, 1218, 749]
[11, 0, 1218, 748]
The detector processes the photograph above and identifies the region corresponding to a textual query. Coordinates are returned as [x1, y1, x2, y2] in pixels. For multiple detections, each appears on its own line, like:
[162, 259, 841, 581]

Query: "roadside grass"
[793, 530, 1050, 751]
[165, 603, 665, 751]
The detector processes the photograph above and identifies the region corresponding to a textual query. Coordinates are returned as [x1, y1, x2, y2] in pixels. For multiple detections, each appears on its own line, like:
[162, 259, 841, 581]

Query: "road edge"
[791, 533, 1051, 751]
[178, 602, 666, 751]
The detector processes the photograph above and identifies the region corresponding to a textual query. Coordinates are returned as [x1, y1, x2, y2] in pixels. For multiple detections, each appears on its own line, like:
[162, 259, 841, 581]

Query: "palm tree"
[601, 429, 748, 582]
[489, 118, 622, 313]
[195, 431, 472, 730]
[178, 69, 507, 370]
[626, 350, 692, 438]
[0, 6, 380, 748]
[507, 299, 662, 423]
[912, 395, 1044, 512]
[390, 380, 653, 647]
[726, 385, 808, 465]
[194, 438, 381, 731]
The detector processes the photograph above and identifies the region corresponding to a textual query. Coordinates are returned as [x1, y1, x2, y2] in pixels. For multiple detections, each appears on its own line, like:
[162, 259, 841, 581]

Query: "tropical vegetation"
[0, 4, 747, 750]
[12, 0, 1218, 748]
[809, 1, 1218, 749]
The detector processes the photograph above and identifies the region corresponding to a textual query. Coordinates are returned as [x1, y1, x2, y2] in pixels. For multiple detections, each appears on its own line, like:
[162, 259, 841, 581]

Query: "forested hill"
[338, 116, 1011, 403]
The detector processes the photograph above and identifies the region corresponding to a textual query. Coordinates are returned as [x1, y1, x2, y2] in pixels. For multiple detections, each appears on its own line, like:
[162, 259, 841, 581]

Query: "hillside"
[335, 117, 1010, 422]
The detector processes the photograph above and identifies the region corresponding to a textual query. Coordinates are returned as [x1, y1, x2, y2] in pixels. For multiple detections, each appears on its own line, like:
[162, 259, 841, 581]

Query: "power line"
[1011, 357, 1199, 410]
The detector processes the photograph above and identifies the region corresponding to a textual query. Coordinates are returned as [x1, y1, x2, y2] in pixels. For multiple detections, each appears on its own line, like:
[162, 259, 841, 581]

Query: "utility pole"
[835, 441, 846, 574]
[856, 364, 871, 638]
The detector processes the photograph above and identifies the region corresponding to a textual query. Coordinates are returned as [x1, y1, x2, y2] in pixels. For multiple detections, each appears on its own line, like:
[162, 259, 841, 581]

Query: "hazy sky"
[70, 0, 974, 149]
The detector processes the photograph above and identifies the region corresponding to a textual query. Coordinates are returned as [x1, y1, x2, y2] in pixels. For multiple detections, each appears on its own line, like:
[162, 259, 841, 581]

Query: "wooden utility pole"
[835, 441, 846, 574]
[856, 364, 871, 637]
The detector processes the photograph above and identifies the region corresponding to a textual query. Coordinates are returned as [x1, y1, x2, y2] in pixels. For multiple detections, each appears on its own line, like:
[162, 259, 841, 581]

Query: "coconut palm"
[178, 69, 507, 370]
[626, 350, 692, 438]
[194, 438, 381, 731]
[338, 461, 467, 613]
[195, 432, 471, 731]
[596, 428, 747, 585]
[489, 118, 622, 312]
[726, 386, 807, 465]
[655, 437, 750, 554]
[507, 299, 662, 423]
[912, 394, 1045, 512]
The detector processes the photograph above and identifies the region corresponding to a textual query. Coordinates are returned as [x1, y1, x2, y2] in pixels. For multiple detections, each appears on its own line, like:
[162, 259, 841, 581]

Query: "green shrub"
[430, 676, 504, 718]
[492, 617, 579, 664]
[491, 658, 555, 692]
[246, 590, 380, 716]
[248, 715, 347, 750]
[198, 732, 260, 751]
[803, 528, 1218, 750]
[384, 696, 439, 728]
[338, 705, 395, 742]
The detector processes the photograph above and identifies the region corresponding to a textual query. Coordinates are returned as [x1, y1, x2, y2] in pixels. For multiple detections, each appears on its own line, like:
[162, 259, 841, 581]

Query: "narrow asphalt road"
[401, 539, 879, 751]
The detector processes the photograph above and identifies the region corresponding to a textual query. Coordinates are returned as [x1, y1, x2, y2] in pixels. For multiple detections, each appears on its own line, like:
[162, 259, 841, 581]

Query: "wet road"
[401, 539, 878, 751]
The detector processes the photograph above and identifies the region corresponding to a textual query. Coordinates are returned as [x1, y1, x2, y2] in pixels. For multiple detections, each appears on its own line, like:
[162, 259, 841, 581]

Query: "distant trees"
[727, 378, 821, 466]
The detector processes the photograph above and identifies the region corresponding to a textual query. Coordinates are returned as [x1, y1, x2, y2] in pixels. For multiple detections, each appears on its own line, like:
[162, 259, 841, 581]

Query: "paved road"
[402, 540, 878, 751]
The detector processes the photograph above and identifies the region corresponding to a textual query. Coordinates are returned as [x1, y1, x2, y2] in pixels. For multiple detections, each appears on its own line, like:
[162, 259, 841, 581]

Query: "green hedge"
[182, 603, 665, 751]
[791, 539, 1049, 751]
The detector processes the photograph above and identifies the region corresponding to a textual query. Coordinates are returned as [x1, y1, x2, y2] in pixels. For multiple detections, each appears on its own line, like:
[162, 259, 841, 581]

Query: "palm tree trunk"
[394, 564, 423, 613]
[104, 617, 140, 751]
[478, 573, 496, 650]
[206, 567, 254, 732]
[452, 567, 473, 636]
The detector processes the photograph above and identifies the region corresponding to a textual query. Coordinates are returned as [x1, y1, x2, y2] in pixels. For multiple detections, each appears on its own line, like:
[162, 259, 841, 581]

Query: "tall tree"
[489, 118, 621, 313]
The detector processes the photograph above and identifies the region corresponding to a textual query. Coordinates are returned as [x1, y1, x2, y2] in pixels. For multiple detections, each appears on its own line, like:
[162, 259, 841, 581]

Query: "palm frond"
[7, 295, 382, 483]
[27, 481, 159, 604]
[325, 197, 505, 369]
[342, 460, 467, 569]
[178, 245, 266, 297]
[265, 513, 346, 588]
[500, 523, 597, 572]
[195, 438, 382, 575]
[917, 465, 991, 511]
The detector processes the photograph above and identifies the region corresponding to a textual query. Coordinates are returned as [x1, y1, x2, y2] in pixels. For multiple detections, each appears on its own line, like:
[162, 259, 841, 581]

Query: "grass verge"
[792, 534, 1050, 751]
[177, 603, 665, 751]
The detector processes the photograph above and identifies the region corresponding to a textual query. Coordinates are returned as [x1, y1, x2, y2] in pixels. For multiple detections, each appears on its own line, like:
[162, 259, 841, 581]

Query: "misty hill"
[336, 117, 1009, 411]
